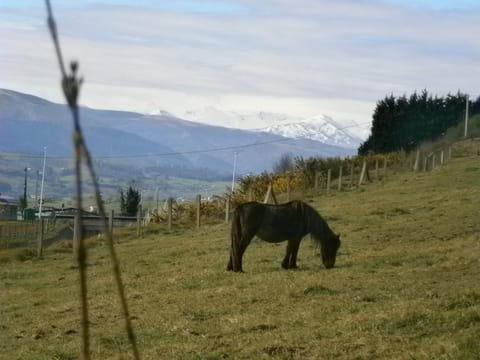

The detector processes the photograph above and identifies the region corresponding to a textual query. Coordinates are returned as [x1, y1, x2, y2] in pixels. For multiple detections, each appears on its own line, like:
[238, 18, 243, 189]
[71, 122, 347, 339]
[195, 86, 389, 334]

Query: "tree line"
[359, 90, 480, 155]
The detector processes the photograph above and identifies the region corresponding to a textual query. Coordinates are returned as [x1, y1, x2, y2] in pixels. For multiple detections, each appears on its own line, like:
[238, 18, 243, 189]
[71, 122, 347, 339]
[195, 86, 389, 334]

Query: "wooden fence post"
[375, 159, 379, 180]
[413, 150, 421, 171]
[167, 198, 173, 232]
[350, 162, 355, 187]
[326, 169, 331, 194]
[73, 211, 80, 255]
[359, 160, 367, 185]
[37, 218, 44, 258]
[383, 157, 387, 177]
[263, 183, 278, 204]
[248, 188, 253, 201]
[286, 178, 291, 201]
[338, 165, 343, 191]
[136, 205, 142, 236]
[440, 150, 444, 165]
[314, 171, 320, 193]
[108, 209, 114, 234]
[196, 195, 201, 229]
[264, 183, 273, 203]
[225, 196, 230, 223]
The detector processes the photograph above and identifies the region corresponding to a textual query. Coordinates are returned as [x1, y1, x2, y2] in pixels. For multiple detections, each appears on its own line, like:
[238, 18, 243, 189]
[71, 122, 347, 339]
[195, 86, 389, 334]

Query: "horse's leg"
[228, 233, 253, 272]
[228, 236, 242, 272]
[228, 212, 243, 271]
[235, 233, 254, 272]
[227, 248, 234, 271]
[288, 239, 301, 269]
[282, 240, 293, 269]
[282, 239, 301, 269]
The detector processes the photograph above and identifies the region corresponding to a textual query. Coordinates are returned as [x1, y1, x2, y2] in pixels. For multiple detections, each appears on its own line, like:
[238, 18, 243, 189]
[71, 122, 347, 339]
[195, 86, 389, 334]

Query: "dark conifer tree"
[359, 90, 477, 155]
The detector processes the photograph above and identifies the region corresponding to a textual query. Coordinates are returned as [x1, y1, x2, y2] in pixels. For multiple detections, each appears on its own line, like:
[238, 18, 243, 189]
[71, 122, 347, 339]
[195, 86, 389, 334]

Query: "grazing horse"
[227, 200, 341, 272]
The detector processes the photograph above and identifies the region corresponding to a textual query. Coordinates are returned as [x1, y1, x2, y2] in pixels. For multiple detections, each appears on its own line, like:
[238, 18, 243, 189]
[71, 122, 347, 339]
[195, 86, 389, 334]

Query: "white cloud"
[1, 1, 479, 130]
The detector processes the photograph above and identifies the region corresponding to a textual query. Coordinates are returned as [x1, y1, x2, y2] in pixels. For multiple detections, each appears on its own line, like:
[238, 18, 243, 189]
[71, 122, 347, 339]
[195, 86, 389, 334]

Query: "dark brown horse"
[227, 200, 340, 272]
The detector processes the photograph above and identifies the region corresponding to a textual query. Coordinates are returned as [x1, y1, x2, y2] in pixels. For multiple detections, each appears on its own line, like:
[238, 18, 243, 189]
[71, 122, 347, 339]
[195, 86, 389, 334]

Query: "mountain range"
[256, 114, 364, 149]
[0, 89, 362, 177]
[178, 107, 367, 147]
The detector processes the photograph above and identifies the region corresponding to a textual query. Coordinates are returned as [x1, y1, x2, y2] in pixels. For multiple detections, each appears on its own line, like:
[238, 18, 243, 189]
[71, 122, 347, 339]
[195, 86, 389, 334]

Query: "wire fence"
[2, 139, 477, 249]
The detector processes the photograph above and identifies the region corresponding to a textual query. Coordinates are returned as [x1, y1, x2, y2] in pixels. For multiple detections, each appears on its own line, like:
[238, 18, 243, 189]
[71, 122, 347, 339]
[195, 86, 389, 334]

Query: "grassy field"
[1, 153, 479, 360]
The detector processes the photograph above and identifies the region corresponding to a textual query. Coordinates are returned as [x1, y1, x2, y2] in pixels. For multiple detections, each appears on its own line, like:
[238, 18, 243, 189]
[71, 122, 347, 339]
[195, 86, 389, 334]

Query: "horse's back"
[234, 201, 308, 242]
[234, 202, 266, 229]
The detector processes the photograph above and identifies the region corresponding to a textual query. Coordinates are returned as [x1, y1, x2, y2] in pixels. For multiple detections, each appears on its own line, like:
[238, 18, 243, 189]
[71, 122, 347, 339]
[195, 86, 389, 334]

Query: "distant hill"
[0, 89, 356, 175]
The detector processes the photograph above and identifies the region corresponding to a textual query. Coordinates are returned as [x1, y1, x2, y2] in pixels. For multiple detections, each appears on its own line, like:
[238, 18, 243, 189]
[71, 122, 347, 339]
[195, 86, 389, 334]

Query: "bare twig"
[82, 133, 141, 360]
[44, 1, 140, 359]
[45, 0, 66, 77]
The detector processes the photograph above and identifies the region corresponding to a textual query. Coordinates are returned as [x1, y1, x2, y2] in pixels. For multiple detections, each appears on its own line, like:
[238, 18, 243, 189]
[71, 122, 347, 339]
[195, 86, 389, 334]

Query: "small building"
[0, 203, 18, 220]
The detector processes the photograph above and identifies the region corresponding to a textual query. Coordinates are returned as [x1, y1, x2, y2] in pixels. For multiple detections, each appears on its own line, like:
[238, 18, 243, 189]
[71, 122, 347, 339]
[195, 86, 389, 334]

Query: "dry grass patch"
[1, 155, 479, 359]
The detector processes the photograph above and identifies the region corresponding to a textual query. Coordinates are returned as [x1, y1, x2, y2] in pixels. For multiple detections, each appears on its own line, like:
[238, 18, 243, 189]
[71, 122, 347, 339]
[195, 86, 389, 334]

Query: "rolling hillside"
[0, 88, 361, 202]
[1, 148, 479, 359]
[0, 89, 356, 175]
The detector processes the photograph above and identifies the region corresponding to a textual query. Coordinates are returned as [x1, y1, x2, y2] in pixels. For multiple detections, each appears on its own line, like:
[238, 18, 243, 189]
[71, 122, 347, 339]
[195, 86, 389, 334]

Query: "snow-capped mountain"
[180, 107, 368, 149]
[256, 114, 366, 149]
[180, 107, 302, 130]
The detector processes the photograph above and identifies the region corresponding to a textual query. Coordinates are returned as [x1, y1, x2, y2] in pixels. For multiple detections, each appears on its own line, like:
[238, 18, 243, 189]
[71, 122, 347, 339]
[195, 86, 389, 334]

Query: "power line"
[96, 137, 294, 159]
[0, 137, 294, 160]
[0, 121, 371, 161]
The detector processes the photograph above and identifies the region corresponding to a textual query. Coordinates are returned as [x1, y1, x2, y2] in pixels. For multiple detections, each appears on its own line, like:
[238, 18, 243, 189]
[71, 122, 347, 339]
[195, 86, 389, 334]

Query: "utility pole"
[464, 94, 469, 138]
[35, 170, 40, 207]
[38, 147, 47, 219]
[231, 152, 238, 192]
[23, 167, 30, 209]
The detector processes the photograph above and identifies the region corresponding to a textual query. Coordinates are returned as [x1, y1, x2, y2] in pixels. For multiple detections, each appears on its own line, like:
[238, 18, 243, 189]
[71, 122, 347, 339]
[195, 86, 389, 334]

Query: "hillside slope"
[1, 151, 479, 359]
[0, 89, 355, 175]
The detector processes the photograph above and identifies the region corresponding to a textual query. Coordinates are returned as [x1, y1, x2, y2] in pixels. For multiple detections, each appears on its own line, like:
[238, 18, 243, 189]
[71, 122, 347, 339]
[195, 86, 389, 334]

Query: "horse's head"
[321, 233, 341, 269]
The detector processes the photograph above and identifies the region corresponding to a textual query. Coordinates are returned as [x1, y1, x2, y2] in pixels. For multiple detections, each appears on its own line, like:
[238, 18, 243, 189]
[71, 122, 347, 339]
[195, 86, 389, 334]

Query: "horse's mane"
[292, 201, 335, 246]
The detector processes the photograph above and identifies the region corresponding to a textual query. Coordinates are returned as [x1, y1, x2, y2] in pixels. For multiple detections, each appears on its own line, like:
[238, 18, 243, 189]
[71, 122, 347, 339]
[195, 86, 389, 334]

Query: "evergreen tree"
[119, 182, 141, 216]
[359, 90, 477, 155]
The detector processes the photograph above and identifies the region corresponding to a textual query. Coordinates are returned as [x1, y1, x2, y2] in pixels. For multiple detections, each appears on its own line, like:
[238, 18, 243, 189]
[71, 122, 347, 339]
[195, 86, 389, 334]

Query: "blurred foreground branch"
[44, 1, 140, 359]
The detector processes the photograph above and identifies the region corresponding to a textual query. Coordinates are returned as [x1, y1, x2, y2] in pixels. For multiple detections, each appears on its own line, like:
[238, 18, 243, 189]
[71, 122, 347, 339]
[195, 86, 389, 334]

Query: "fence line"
[0, 214, 139, 250]
[141, 143, 458, 230]
[3, 142, 475, 251]
[0, 219, 57, 249]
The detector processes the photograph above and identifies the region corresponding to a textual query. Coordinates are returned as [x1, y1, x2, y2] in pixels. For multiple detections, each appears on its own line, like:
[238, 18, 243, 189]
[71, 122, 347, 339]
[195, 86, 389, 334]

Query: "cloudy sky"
[1, 0, 479, 132]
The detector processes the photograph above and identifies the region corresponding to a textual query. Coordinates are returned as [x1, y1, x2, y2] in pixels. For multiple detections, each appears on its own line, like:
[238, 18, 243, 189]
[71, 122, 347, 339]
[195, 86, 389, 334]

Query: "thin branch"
[44, 1, 140, 359]
[72, 105, 90, 360]
[45, 1, 90, 358]
[45, 0, 66, 77]
[83, 135, 140, 360]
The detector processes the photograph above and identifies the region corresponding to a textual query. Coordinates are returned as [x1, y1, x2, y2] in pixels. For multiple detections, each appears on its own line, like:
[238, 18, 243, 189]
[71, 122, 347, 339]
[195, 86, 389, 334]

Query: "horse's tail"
[229, 205, 243, 271]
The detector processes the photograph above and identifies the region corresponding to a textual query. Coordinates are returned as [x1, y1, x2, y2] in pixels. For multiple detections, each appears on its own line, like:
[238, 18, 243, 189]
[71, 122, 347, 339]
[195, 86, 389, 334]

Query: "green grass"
[1, 153, 479, 359]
